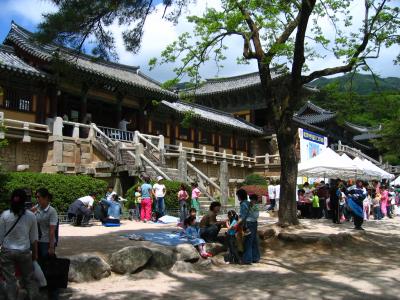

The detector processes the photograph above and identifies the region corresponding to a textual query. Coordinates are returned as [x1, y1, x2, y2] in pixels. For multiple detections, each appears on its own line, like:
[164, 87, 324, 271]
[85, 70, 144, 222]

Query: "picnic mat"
[123, 231, 190, 246]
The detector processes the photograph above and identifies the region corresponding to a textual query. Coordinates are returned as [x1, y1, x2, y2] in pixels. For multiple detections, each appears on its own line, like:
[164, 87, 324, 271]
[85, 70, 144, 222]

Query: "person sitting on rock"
[199, 201, 226, 242]
[184, 216, 212, 259]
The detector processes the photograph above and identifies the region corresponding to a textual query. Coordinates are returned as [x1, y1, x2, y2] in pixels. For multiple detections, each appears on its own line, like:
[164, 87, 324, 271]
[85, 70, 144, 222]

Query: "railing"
[254, 154, 281, 166]
[2, 116, 49, 142]
[97, 125, 135, 142]
[61, 120, 92, 139]
[140, 154, 172, 180]
[166, 144, 256, 168]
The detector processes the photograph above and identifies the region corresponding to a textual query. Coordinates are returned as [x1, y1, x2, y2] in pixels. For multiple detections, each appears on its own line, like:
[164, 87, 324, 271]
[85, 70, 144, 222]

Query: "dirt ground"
[58, 214, 400, 300]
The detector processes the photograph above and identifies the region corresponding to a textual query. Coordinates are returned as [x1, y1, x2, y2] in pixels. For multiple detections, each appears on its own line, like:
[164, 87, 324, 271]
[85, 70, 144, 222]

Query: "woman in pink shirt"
[191, 183, 201, 213]
[380, 186, 389, 217]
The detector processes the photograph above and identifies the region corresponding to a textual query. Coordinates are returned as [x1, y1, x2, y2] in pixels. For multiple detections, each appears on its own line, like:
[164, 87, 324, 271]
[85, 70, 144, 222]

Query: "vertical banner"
[298, 128, 328, 163]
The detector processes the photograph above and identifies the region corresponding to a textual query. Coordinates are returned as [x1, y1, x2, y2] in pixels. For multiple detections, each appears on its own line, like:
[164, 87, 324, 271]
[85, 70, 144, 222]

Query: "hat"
[157, 176, 163, 182]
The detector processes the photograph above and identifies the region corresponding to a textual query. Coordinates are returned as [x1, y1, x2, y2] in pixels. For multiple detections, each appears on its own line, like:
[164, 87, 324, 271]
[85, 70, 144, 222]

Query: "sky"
[0, 0, 399, 83]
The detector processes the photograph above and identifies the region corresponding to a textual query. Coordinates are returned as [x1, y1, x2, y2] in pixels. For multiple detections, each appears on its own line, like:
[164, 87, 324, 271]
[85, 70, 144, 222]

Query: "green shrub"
[125, 180, 191, 211]
[0, 172, 108, 213]
[241, 185, 268, 202]
[243, 173, 267, 186]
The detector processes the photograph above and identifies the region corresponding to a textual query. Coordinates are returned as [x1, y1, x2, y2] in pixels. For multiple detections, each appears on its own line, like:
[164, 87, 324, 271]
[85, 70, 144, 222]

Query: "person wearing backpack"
[0, 189, 39, 300]
[33, 188, 59, 300]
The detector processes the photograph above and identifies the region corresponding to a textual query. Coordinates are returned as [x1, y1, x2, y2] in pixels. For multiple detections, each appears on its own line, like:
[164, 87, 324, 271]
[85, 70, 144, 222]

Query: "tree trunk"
[276, 114, 299, 226]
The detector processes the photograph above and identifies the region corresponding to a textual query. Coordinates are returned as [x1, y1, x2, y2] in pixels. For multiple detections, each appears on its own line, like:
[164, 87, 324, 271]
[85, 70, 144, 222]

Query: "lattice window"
[3, 88, 32, 112]
[179, 127, 191, 141]
[201, 131, 213, 145]
[221, 135, 231, 148]
[152, 120, 166, 136]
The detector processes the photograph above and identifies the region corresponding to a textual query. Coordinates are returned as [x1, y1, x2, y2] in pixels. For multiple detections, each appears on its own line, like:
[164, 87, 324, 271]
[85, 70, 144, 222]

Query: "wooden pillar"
[49, 87, 58, 118]
[170, 117, 176, 145]
[116, 92, 123, 128]
[35, 86, 46, 124]
[80, 84, 89, 123]
[232, 131, 237, 155]
[193, 125, 199, 148]
[214, 130, 220, 152]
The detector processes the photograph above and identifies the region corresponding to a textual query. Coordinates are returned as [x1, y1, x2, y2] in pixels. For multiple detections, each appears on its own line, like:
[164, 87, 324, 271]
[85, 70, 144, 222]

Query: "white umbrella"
[298, 148, 360, 178]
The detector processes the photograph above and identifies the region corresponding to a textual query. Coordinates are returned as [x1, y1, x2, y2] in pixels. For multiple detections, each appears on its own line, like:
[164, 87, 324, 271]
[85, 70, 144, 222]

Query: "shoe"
[206, 252, 213, 257]
[241, 262, 252, 265]
[354, 227, 365, 230]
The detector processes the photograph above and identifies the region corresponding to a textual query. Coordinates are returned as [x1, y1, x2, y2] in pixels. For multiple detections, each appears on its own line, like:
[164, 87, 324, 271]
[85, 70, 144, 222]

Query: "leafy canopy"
[150, 0, 400, 86]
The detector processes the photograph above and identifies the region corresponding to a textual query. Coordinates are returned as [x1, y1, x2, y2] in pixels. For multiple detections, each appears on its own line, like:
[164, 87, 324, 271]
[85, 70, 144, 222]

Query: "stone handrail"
[166, 143, 255, 167]
[140, 154, 172, 181]
[2, 116, 50, 142]
[187, 161, 221, 192]
[254, 154, 281, 166]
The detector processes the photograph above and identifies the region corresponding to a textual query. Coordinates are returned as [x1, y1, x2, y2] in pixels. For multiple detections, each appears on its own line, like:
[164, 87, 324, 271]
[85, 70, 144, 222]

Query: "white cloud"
[1, 0, 398, 81]
[0, 0, 57, 24]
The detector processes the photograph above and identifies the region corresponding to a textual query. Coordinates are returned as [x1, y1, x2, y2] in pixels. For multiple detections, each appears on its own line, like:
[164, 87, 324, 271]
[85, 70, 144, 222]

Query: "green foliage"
[126, 180, 191, 211]
[0, 123, 7, 149]
[311, 74, 400, 95]
[181, 110, 198, 129]
[0, 172, 108, 213]
[240, 185, 268, 201]
[243, 173, 267, 186]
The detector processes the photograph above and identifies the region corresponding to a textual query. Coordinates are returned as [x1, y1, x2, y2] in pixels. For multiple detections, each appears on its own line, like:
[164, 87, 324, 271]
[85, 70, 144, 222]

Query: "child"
[363, 193, 371, 220]
[178, 184, 189, 223]
[225, 210, 240, 264]
[191, 183, 201, 213]
[311, 189, 320, 219]
[189, 208, 197, 218]
[373, 192, 382, 220]
[184, 216, 212, 258]
[130, 187, 141, 221]
[339, 190, 346, 222]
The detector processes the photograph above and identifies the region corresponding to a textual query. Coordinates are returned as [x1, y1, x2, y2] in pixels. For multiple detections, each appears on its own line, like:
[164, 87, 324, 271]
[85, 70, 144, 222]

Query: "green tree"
[38, 0, 400, 226]
[150, 0, 399, 226]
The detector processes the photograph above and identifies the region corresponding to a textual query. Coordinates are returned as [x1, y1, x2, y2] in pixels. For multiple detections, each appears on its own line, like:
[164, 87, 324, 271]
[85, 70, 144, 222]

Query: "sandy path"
[59, 216, 400, 300]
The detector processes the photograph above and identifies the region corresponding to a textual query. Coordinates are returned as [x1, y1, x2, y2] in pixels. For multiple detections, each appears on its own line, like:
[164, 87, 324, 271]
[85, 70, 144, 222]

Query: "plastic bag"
[33, 261, 47, 287]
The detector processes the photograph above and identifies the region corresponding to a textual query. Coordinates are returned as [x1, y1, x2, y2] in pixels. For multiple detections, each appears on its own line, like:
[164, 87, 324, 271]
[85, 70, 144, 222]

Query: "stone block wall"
[0, 139, 47, 172]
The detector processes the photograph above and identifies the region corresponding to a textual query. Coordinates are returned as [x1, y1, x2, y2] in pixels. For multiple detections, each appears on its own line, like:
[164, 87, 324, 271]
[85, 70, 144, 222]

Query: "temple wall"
[0, 139, 47, 172]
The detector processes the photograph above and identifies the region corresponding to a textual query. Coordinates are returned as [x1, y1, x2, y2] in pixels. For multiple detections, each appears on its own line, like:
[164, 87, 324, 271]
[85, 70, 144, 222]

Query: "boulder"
[175, 244, 201, 262]
[110, 246, 153, 274]
[68, 254, 111, 282]
[258, 228, 277, 240]
[205, 242, 226, 256]
[147, 246, 176, 270]
[170, 261, 195, 273]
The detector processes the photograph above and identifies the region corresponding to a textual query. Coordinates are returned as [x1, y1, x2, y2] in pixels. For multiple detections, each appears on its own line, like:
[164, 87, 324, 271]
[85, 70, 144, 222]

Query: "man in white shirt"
[153, 176, 167, 217]
[67, 192, 97, 226]
[275, 182, 281, 211]
[119, 118, 131, 131]
[267, 181, 276, 211]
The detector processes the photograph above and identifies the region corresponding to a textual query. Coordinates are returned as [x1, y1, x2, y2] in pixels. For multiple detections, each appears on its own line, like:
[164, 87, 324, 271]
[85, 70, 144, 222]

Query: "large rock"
[68, 254, 111, 282]
[110, 246, 153, 274]
[170, 261, 196, 273]
[147, 246, 176, 270]
[258, 228, 277, 240]
[175, 244, 201, 262]
[205, 242, 226, 256]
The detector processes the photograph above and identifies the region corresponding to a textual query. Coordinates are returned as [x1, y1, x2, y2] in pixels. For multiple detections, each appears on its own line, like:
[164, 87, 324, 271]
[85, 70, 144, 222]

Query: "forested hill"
[310, 73, 400, 95]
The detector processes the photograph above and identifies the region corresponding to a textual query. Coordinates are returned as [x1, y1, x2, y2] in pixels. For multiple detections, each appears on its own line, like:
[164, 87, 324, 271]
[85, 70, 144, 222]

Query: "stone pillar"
[219, 160, 229, 206]
[158, 134, 165, 165]
[135, 142, 144, 170]
[178, 151, 188, 183]
[52, 117, 64, 164]
[0, 112, 4, 139]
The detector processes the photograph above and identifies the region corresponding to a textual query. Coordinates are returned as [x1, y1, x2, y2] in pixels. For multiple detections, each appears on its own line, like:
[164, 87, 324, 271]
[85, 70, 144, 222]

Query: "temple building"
[0, 22, 263, 157]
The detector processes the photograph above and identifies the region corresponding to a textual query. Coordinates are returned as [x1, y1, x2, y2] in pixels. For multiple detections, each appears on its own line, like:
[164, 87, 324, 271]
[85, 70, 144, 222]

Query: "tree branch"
[302, 0, 388, 84]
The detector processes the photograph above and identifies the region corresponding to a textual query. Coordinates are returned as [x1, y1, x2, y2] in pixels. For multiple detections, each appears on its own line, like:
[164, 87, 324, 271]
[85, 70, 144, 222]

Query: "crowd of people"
[296, 179, 400, 230]
[0, 188, 59, 300]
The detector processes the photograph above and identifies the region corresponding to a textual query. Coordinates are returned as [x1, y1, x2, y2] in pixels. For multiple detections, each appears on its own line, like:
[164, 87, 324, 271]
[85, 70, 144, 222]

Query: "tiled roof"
[185, 71, 318, 97]
[5, 22, 177, 99]
[159, 100, 264, 135]
[0, 45, 50, 80]
[294, 101, 336, 124]
[353, 132, 381, 141]
[344, 121, 382, 133]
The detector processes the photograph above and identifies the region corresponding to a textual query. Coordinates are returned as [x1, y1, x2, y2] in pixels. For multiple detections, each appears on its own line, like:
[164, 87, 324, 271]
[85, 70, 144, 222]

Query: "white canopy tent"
[352, 157, 382, 180]
[298, 148, 363, 179]
[391, 176, 400, 186]
[362, 159, 394, 180]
